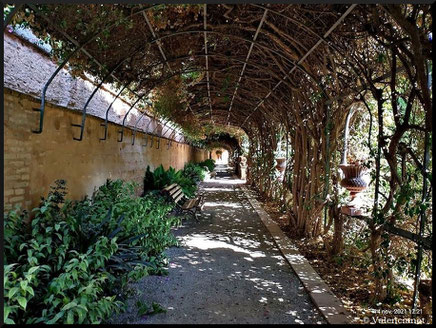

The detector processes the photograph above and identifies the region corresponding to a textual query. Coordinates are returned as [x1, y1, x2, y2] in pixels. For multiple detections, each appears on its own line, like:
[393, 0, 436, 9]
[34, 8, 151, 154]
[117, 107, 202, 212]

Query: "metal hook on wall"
[131, 112, 146, 145]
[142, 115, 156, 147]
[72, 58, 129, 141]
[100, 84, 129, 141]
[132, 100, 153, 145]
[150, 117, 169, 149]
[117, 95, 146, 142]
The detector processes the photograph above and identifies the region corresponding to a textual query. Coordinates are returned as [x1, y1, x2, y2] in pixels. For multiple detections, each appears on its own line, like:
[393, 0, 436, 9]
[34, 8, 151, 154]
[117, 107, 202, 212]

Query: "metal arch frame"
[145, 30, 323, 89]
[203, 85, 294, 125]
[135, 52, 301, 90]
[249, 4, 331, 45]
[188, 85, 295, 124]
[17, 4, 354, 139]
[241, 4, 357, 127]
[189, 79, 290, 111]
[71, 40, 157, 141]
[191, 108, 245, 126]
[72, 56, 134, 141]
[203, 4, 213, 122]
[142, 114, 157, 147]
[161, 120, 177, 138]
[26, 4, 190, 144]
[25, 3, 165, 133]
[27, 3, 166, 99]
[100, 84, 130, 141]
[3, 4, 24, 30]
[226, 8, 268, 125]
[131, 109, 149, 146]
[117, 94, 147, 142]
[166, 129, 177, 149]
[142, 9, 197, 140]
[24, 4, 326, 136]
[105, 66, 235, 145]
[150, 117, 171, 149]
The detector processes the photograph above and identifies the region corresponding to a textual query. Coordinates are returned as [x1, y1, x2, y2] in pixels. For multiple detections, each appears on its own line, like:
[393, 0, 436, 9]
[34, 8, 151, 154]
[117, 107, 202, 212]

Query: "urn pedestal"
[339, 164, 368, 216]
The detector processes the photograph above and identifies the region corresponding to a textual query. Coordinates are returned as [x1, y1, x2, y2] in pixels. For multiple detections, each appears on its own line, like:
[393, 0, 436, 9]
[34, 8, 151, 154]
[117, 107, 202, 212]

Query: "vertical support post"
[323, 102, 331, 227]
[411, 124, 430, 315]
[341, 105, 355, 165]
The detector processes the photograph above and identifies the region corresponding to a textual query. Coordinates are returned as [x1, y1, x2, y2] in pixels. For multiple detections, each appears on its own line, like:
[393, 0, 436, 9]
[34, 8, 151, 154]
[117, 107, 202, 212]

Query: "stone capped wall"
[4, 89, 208, 212]
[3, 31, 209, 212]
[3, 31, 179, 139]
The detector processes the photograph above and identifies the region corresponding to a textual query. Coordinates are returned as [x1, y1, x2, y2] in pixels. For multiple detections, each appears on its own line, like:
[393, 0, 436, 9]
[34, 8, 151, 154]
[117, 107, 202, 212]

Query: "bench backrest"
[163, 183, 185, 203]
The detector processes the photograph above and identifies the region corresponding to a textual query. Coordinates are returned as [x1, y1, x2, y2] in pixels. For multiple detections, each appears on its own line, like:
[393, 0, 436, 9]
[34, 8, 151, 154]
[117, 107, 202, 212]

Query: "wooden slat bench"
[162, 183, 203, 220]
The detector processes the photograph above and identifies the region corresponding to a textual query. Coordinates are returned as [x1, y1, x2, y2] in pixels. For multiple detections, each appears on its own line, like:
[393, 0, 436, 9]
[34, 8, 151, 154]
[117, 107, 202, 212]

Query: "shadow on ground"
[109, 164, 325, 324]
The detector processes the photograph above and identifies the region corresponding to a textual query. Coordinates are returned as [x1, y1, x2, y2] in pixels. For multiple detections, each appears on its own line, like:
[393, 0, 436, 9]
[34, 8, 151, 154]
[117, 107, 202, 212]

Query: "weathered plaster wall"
[3, 31, 209, 212]
[4, 89, 208, 212]
[3, 31, 179, 139]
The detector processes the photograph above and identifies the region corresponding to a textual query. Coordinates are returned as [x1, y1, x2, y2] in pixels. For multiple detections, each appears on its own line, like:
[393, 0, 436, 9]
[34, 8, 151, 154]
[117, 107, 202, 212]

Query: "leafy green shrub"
[182, 162, 206, 183]
[4, 179, 179, 324]
[199, 159, 215, 172]
[143, 163, 208, 198]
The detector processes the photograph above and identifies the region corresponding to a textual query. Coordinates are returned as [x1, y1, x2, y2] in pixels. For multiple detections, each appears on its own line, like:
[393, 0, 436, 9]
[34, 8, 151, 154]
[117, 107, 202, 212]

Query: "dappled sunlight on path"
[110, 164, 325, 324]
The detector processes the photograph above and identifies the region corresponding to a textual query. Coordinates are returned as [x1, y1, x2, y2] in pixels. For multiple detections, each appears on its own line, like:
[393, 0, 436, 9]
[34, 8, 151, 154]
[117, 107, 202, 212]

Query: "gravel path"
[110, 165, 325, 324]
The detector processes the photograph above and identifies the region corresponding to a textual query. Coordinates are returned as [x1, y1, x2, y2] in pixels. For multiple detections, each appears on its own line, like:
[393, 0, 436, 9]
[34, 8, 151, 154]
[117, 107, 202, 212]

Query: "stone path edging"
[241, 185, 351, 324]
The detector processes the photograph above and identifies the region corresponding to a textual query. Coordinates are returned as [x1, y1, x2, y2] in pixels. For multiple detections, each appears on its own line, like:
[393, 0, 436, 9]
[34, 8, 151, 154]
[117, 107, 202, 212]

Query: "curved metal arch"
[133, 52, 300, 118]
[147, 29, 323, 89]
[193, 89, 294, 125]
[241, 5, 357, 127]
[117, 94, 147, 142]
[104, 66, 237, 146]
[249, 4, 329, 43]
[26, 4, 307, 136]
[72, 56, 134, 141]
[142, 114, 158, 147]
[25, 5, 327, 136]
[3, 4, 24, 30]
[131, 111, 147, 145]
[191, 108, 247, 127]
[150, 117, 171, 149]
[21, 4, 340, 136]
[166, 129, 176, 149]
[161, 121, 177, 139]
[26, 3, 165, 133]
[135, 53, 300, 91]
[18, 4, 345, 141]
[188, 80, 291, 110]
[100, 84, 130, 141]
[71, 39, 158, 141]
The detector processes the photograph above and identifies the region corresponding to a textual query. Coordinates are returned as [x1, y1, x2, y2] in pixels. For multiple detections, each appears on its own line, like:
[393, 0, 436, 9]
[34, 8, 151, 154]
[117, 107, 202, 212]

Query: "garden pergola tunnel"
[4, 2, 432, 322]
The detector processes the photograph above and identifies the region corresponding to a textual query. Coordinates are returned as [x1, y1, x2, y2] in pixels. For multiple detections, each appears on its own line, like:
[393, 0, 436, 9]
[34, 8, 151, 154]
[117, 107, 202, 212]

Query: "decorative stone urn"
[275, 158, 286, 172]
[339, 163, 368, 216]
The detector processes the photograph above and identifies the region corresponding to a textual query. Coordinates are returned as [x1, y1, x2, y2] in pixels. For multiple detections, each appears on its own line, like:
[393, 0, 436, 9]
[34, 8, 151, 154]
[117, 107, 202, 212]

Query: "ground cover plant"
[4, 179, 179, 324]
[143, 161, 211, 198]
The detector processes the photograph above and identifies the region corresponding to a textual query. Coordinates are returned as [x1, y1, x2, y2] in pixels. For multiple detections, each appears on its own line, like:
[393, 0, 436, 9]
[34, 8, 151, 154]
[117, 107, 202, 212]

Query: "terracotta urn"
[275, 158, 286, 172]
[339, 163, 368, 216]
[339, 163, 368, 199]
